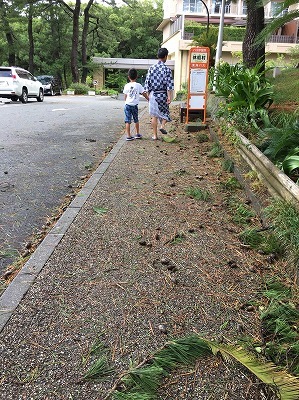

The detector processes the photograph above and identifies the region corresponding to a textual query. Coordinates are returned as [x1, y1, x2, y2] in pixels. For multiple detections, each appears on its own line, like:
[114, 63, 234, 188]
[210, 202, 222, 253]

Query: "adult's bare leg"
[151, 116, 158, 140]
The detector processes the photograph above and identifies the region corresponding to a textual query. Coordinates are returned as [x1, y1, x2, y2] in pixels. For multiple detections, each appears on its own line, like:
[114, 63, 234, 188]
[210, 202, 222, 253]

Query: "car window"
[16, 70, 28, 79]
[0, 69, 12, 77]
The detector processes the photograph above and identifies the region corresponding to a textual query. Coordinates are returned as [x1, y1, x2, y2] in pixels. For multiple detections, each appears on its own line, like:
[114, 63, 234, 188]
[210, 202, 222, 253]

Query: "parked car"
[0, 66, 44, 103]
[36, 75, 63, 96]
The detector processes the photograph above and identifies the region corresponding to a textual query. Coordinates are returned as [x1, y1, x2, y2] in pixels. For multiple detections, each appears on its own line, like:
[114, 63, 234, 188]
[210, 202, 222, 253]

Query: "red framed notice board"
[187, 47, 210, 124]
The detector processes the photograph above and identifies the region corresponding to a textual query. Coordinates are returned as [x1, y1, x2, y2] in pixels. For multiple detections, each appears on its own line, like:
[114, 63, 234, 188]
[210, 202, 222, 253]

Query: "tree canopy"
[0, 0, 163, 86]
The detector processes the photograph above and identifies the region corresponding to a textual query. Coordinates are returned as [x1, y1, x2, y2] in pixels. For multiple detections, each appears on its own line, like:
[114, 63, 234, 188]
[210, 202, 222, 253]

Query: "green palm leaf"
[282, 155, 299, 175]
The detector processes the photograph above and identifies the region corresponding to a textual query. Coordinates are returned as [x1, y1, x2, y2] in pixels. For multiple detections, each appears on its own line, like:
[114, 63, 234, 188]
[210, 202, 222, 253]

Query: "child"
[123, 68, 149, 141]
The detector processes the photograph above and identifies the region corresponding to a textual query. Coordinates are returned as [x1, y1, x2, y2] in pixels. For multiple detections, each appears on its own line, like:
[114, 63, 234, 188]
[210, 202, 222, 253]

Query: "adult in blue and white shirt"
[144, 48, 174, 140]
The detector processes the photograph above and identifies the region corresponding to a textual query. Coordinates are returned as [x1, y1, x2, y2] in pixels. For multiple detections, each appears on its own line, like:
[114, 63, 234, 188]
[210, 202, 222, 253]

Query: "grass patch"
[270, 68, 299, 105]
[207, 143, 223, 158]
[260, 278, 299, 376]
[220, 176, 242, 191]
[222, 159, 234, 172]
[170, 232, 186, 245]
[239, 227, 283, 255]
[196, 132, 209, 143]
[265, 199, 299, 269]
[226, 196, 255, 225]
[185, 187, 211, 201]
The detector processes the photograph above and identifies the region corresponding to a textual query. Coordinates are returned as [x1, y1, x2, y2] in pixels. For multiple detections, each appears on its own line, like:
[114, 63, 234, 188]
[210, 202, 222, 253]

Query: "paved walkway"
[0, 105, 265, 399]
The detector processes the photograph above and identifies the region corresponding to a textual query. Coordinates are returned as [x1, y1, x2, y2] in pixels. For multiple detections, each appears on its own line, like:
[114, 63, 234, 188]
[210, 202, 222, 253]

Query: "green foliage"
[192, 29, 218, 61]
[207, 143, 223, 158]
[93, 206, 108, 216]
[220, 177, 242, 191]
[258, 113, 299, 164]
[227, 198, 255, 225]
[105, 71, 127, 92]
[185, 22, 245, 42]
[260, 279, 299, 376]
[83, 337, 114, 381]
[68, 83, 90, 95]
[239, 227, 266, 248]
[196, 132, 209, 143]
[222, 159, 234, 172]
[214, 61, 273, 131]
[0, 0, 163, 83]
[185, 187, 211, 201]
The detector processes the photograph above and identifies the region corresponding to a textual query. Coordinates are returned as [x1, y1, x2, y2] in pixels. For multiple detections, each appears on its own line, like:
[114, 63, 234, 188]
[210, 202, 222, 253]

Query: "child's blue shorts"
[124, 104, 139, 124]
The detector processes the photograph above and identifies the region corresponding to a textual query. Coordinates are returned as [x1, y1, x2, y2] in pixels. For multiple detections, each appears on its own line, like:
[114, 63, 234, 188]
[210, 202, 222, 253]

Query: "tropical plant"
[258, 116, 299, 165]
[214, 61, 273, 130]
[192, 28, 218, 66]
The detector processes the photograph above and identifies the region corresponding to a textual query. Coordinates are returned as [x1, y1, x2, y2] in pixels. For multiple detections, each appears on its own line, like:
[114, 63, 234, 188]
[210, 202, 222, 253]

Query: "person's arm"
[142, 91, 149, 101]
[167, 90, 172, 104]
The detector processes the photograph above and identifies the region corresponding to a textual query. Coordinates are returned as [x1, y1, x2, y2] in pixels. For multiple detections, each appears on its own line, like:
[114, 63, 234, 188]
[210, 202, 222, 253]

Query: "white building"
[158, 0, 299, 94]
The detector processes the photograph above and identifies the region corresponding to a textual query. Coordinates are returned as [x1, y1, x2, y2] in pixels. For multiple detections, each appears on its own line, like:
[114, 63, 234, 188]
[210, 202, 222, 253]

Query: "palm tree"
[242, 0, 265, 70]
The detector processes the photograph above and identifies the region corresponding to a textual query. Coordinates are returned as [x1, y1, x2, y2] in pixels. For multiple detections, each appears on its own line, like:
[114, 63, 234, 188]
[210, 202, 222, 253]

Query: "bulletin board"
[187, 47, 210, 124]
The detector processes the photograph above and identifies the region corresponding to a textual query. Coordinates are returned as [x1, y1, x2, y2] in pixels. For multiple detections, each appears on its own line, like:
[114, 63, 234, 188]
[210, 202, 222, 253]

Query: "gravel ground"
[0, 106, 278, 399]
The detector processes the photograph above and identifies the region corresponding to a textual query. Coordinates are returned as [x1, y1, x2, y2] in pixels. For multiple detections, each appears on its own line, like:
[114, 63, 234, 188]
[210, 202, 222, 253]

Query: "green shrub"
[68, 83, 90, 95]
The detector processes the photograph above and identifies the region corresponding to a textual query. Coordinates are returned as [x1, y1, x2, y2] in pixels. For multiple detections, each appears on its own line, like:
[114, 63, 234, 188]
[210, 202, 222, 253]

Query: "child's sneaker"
[126, 136, 135, 141]
[134, 134, 142, 139]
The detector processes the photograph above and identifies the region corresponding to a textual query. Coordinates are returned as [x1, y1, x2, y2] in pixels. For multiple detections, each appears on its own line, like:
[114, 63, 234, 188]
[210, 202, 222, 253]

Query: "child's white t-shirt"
[123, 82, 145, 106]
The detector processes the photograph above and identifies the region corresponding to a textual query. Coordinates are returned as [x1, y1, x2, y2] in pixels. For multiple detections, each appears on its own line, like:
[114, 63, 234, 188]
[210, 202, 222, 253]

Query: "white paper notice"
[190, 69, 207, 93]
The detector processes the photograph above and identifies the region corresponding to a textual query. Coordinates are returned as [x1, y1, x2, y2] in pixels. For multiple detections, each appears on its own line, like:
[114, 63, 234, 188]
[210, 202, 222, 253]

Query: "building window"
[242, 0, 247, 15]
[270, 1, 288, 17]
[183, 0, 205, 13]
[211, 0, 231, 14]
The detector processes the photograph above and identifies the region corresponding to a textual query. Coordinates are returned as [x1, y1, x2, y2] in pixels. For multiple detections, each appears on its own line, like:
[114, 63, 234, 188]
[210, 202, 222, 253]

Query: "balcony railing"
[269, 34, 297, 43]
[183, 31, 298, 44]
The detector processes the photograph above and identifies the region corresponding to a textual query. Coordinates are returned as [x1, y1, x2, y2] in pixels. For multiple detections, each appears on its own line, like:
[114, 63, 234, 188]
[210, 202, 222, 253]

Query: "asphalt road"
[0, 94, 140, 274]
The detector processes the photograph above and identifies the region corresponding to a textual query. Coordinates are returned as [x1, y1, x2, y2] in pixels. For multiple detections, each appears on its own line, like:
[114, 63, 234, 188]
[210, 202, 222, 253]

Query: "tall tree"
[81, 0, 95, 83]
[0, 0, 17, 65]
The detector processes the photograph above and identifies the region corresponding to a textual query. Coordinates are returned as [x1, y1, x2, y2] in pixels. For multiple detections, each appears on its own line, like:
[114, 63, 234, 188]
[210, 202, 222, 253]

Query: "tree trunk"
[28, 2, 34, 73]
[81, 0, 94, 84]
[0, 0, 16, 65]
[243, 0, 265, 70]
[71, 0, 81, 83]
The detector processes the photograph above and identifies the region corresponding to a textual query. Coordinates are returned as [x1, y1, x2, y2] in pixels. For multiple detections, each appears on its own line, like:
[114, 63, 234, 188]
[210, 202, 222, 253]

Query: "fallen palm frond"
[105, 335, 299, 400]
[207, 340, 299, 400]
[83, 337, 114, 381]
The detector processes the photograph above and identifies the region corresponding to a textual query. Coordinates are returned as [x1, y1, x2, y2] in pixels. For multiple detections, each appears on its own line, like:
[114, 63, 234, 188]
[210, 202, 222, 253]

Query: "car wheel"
[20, 88, 28, 103]
[37, 89, 44, 102]
[11, 96, 19, 102]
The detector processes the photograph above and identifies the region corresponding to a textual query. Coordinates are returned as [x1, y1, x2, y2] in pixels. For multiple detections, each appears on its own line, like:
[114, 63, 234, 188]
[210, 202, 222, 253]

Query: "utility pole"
[213, 0, 226, 92]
